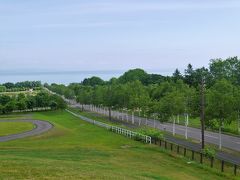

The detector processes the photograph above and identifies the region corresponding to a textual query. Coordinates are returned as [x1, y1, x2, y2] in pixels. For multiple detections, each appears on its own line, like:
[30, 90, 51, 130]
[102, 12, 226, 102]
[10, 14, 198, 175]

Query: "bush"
[202, 147, 216, 158]
[138, 128, 164, 140]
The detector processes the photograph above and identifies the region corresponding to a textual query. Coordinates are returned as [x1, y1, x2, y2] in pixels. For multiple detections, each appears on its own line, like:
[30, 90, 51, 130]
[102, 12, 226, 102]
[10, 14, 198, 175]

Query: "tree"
[184, 64, 194, 86]
[206, 79, 236, 149]
[4, 100, 16, 113]
[50, 95, 67, 109]
[173, 69, 183, 82]
[16, 99, 27, 111]
[0, 86, 6, 92]
[0, 95, 11, 106]
[35, 92, 49, 107]
[118, 69, 149, 85]
[209, 57, 240, 85]
[50, 101, 58, 110]
[26, 96, 36, 110]
[82, 76, 105, 86]
[0, 104, 3, 114]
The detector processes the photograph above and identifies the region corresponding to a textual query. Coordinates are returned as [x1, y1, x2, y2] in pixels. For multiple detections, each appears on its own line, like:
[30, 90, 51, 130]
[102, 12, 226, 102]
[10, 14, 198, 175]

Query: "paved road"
[144, 119, 240, 152]
[0, 120, 53, 142]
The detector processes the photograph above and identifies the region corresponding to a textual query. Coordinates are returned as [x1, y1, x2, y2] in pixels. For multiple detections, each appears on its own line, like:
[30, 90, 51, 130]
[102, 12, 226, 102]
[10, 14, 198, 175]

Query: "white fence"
[66, 109, 151, 144]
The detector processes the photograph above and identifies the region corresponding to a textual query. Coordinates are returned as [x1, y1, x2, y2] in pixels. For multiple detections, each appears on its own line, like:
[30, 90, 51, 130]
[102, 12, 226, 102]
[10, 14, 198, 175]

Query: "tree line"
[45, 57, 240, 134]
[0, 92, 66, 114]
[0, 81, 42, 92]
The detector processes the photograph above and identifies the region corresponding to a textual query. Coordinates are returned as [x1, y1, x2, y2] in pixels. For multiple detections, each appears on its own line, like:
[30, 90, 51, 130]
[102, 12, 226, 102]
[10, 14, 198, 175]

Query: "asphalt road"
[133, 116, 240, 152]
[0, 120, 53, 142]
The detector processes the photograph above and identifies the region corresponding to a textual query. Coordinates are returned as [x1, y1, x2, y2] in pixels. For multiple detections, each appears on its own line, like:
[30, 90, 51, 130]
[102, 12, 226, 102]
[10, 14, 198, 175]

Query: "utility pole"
[200, 78, 205, 149]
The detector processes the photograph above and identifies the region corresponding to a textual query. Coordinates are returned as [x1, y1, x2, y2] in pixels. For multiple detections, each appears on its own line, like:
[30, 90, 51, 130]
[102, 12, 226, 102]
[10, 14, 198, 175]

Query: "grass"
[0, 122, 35, 136]
[0, 110, 238, 179]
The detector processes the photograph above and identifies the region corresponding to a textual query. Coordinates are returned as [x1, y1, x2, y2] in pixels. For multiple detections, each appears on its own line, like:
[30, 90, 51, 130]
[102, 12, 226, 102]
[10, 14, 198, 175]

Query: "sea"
[0, 69, 173, 85]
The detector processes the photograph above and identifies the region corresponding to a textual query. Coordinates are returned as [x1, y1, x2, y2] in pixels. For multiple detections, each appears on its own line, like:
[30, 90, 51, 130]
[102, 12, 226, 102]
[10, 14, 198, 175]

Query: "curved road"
[0, 120, 53, 142]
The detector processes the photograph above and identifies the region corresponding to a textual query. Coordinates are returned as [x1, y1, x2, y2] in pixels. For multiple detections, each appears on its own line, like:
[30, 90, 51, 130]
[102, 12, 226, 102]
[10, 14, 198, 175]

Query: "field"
[0, 111, 237, 179]
[0, 121, 34, 136]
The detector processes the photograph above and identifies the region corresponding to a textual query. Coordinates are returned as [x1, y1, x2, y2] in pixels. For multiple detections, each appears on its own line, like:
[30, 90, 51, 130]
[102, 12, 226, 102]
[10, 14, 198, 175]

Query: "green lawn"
[0, 111, 237, 179]
[0, 121, 35, 136]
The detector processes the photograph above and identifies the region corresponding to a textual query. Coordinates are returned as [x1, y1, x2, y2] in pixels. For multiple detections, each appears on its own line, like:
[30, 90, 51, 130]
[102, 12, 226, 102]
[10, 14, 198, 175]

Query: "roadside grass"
[0, 122, 35, 136]
[70, 108, 240, 173]
[0, 110, 237, 179]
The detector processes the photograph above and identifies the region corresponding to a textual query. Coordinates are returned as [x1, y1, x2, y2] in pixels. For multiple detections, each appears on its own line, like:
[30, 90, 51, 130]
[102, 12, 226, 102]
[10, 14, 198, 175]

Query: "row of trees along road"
[0, 92, 66, 114]
[46, 57, 240, 149]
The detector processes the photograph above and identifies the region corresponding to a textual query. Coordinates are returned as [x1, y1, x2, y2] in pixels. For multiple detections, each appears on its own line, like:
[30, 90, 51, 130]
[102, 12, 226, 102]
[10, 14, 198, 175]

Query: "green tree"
[4, 100, 16, 113]
[0, 86, 6, 92]
[0, 95, 11, 106]
[206, 79, 236, 149]
[16, 99, 27, 111]
[82, 76, 105, 86]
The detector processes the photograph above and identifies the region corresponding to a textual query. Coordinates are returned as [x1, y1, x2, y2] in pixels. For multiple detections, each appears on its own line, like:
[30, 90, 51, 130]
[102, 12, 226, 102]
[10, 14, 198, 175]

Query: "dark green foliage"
[82, 76, 105, 86]
[202, 147, 216, 158]
[0, 86, 6, 92]
[138, 128, 164, 140]
[1, 81, 41, 90]
[0, 92, 66, 114]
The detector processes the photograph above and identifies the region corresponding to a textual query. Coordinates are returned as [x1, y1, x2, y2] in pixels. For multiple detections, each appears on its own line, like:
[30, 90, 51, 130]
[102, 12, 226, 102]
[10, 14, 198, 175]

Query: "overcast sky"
[0, 0, 240, 73]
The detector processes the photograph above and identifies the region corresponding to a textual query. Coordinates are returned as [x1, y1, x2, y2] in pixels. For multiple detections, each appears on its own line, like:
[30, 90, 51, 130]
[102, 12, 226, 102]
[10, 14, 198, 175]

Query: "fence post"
[221, 160, 224, 172]
[177, 145, 180, 153]
[170, 143, 173, 151]
[200, 153, 203, 164]
[210, 157, 214, 168]
[191, 150, 194, 160]
[234, 164, 237, 176]
[159, 140, 162, 147]
[184, 148, 186, 157]
[165, 141, 167, 149]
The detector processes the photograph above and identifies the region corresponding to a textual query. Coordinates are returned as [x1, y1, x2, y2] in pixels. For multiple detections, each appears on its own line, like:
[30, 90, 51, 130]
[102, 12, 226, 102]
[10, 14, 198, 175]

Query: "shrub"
[202, 147, 216, 158]
[138, 128, 164, 140]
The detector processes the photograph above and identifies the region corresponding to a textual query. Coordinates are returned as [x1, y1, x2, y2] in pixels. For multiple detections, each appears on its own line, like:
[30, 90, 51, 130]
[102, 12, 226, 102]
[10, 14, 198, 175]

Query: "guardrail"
[66, 109, 151, 144]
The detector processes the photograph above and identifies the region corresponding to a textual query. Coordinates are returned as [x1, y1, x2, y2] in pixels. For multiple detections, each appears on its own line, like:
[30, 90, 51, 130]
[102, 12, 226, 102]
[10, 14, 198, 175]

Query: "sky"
[0, 0, 240, 74]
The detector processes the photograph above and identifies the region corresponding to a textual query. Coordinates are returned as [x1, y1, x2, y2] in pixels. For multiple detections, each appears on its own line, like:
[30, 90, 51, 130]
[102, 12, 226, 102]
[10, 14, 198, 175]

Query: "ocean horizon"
[0, 69, 175, 85]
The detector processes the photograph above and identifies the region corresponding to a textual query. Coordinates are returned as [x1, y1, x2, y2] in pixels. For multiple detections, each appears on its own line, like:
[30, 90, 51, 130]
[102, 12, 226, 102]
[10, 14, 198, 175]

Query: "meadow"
[0, 110, 237, 179]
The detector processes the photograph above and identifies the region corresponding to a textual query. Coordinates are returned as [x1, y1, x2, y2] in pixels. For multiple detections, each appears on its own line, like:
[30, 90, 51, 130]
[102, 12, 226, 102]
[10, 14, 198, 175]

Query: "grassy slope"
[0, 122, 35, 136]
[0, 111, 237, 180]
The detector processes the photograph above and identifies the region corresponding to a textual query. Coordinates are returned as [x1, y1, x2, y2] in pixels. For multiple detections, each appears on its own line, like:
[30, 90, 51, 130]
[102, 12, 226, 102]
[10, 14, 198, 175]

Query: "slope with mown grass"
[0, 111, 237, 179]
